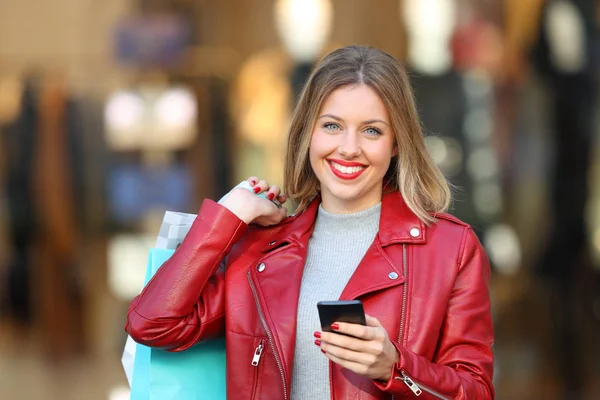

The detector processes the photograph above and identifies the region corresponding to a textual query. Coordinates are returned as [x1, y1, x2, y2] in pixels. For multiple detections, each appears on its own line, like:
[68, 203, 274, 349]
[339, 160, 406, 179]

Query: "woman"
[126, 46, 494, 399]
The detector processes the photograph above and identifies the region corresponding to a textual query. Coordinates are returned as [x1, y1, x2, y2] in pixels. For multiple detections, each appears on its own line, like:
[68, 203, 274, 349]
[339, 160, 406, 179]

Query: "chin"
[327, 186, 364, 202]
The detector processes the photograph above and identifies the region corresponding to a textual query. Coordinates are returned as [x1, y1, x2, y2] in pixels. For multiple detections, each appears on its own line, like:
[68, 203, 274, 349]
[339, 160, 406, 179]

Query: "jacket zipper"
[251, 339, 264, 366]
[398, 244, 408, 344]
[392, 245, 450, 400]
[251, 339, 264, 400]
[392, 245, 408, 400]
[396, 371, 452, 400]
[247, 271, 288, 400]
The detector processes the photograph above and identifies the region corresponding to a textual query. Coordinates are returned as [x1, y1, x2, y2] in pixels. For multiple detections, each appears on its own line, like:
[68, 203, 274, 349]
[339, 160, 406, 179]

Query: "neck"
[319, 190, 383, 214]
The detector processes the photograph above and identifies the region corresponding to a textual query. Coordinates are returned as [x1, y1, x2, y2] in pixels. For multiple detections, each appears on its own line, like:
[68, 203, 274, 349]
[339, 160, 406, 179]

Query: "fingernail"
[313, 331, 321, 339]
[314, 339, 321, 346]
[331, 324, 339, 331]
[267, 193, 275, 200]
[249, 179, 257, 185]
[253, 186, 261, 194]
[321, 350, 326, 354]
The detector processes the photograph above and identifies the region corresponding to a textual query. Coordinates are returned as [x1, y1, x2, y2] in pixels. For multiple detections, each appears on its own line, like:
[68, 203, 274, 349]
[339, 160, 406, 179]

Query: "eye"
[364, 126, 382, 136]
[323, 122, 341, 131]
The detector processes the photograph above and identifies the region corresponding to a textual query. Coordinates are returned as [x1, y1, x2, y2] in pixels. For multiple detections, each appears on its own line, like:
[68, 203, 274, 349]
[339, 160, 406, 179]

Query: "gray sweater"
[290, 203, 382, 400]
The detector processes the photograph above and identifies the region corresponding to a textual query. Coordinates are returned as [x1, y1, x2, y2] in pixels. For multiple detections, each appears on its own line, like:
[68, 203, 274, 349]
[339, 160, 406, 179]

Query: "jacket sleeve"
[125, 199, 248, 352]
[374, 227, 495, 399]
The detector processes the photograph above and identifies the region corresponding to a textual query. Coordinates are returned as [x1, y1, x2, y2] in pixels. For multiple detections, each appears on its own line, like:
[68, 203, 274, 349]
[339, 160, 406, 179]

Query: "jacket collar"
[257, 191, 426, 252]
[378, 191, 427, 246]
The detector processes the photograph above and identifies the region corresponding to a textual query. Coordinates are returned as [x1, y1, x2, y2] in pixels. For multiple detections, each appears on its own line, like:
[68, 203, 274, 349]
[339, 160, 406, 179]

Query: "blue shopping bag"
[130, 248, 227, 400]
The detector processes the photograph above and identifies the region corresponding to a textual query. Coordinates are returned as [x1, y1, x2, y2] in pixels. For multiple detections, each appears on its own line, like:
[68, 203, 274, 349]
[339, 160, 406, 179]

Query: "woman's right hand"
[220, 177, 288, 226]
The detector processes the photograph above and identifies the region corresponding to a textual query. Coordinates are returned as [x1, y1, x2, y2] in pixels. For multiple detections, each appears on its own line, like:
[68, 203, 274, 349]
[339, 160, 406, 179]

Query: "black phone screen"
[317, 300, 367, 332]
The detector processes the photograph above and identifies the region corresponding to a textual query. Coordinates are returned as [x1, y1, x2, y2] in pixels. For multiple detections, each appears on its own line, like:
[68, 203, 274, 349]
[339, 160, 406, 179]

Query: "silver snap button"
[269, 240, 277, 246]
[409, 227, 420, 238]
[257, 263, 266, 272]
[388, 272, 399, 280]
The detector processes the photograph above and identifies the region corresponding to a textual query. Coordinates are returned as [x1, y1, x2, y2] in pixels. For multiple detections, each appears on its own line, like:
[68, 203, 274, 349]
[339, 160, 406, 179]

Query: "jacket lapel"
[247, 200, 318, 391]
[338, 237, 406, 300]
[339, 191, 426, 300]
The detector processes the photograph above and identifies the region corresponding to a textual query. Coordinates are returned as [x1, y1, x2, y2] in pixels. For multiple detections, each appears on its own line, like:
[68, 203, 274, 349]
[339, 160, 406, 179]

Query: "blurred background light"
[545, 0, 586, 73]
[107, 234, 154, 301]
[105, 91, 145, 133]
[484, 224, 522, 276]
[425, 136, 447, 165]
[473, 181, 503, 217]
[464, 109, 492, 143]
[0, 76, 23, 124]
[154, 87, 197, 130]
[401, 0, 457, 75]
[425, 136, 463, 176]
[104, 85, 197, 152]
[107, 386, 130, 400]
[274, 0, 333, 63]
[467, 147, 499, 181]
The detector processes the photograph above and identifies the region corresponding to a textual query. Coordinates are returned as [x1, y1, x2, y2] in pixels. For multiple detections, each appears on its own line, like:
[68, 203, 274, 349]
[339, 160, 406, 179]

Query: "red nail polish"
[331, 323, 339, 331]
[253, 187, 261, 194]
[321, 350, 326, 354]
[267, 193, 275, 200]
[314, 339, 321, 346]
[313, 332, 321, 339]
[249, 179, 257, 185]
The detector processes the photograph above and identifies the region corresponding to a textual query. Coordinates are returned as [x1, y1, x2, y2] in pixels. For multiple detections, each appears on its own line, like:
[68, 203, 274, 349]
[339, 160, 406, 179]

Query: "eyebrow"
[318, 113, 389, 126]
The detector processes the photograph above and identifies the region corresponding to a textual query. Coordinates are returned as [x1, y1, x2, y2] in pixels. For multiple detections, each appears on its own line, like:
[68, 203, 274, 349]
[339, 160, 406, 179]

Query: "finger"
[365, 314, 383, 328]
[266, 185, 281, 201]
[323, 351, 370, 378]
[320, 331, 371, 353]
[247, 176, 259, 186]
[255, 207, 287, 227]
[320, 341, 375, 365]
[253, 180, 269, 194]
[278, 207, 288, 219]
[330, 322, 383, 341]
[269, 207, 287, 224]
[277, 194, 288, 203]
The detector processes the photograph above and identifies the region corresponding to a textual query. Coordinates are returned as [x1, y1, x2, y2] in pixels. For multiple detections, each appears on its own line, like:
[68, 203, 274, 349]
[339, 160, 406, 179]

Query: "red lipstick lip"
[327, 159, 367, 167]
[327, 160, 367, 180]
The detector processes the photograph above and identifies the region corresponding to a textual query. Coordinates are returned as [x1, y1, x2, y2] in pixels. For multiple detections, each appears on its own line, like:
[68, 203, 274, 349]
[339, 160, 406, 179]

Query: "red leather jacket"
[126, 192, 494, 399]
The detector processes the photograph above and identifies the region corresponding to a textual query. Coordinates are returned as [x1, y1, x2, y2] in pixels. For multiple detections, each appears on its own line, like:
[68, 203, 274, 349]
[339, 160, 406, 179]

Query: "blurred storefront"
[0, 1, 599, 399]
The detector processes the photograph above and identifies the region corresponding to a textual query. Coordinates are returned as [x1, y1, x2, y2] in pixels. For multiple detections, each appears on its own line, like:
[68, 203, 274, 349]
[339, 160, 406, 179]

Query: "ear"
[392, 145, 398, 157]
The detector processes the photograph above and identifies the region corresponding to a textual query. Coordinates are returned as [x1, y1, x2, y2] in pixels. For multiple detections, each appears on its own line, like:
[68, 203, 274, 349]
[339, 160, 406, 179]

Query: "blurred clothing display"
[534, 1, 598, 398]
[504, 0, 599, 397]
[2, 80, 37, 325]
[1, 74, 86, 358]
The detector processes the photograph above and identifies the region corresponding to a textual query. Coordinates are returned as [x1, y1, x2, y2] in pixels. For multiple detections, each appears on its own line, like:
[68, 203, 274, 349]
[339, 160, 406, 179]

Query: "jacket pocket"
[251, 336, 266, 400]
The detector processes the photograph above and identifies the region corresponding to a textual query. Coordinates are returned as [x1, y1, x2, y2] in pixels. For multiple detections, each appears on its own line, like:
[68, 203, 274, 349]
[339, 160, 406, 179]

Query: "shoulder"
[426, 212, 481, 259]
[432, 212, 471, 228]
[232, 210, 313, 251]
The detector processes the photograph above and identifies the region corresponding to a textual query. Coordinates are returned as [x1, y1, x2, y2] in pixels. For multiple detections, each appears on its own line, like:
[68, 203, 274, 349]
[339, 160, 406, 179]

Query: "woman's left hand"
[316, 314, 399, 381]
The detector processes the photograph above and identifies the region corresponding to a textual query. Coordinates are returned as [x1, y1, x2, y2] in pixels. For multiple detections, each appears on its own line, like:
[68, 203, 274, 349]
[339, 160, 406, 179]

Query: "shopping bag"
[130, 248, 227, 400]
[122, 210, 198, 387]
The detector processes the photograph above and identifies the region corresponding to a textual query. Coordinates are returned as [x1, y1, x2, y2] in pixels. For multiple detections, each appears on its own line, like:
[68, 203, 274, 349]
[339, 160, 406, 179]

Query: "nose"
[338, 131, 361, 158]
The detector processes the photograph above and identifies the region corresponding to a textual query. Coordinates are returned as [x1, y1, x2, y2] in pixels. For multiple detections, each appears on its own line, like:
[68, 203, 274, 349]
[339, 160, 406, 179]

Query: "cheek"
[309, 130, 332, 157]
[308, 131, 323, 171]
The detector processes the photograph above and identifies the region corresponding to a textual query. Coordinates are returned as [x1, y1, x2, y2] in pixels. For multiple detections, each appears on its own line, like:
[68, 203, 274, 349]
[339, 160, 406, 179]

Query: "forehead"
[319, 84, 389, 121]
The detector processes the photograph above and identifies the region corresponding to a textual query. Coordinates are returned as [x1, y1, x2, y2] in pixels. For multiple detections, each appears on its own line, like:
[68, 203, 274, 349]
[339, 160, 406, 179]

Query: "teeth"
[331, 162, 365, 174]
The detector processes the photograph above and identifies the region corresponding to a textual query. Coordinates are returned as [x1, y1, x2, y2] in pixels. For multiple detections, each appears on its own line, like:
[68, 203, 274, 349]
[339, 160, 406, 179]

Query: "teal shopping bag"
[130, 248, 227, 400]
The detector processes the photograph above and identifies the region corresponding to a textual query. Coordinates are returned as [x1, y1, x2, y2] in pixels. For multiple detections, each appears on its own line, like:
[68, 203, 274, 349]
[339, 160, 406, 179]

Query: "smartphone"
[317, 300, 367, 332]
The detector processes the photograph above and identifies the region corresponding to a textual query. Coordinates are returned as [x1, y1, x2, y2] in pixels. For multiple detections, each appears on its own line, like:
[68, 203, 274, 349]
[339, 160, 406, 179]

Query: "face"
[309, 84, 397, 213]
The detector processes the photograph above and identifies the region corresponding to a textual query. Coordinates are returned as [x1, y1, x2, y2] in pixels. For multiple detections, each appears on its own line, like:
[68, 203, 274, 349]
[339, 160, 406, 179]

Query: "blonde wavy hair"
[284, 45, 450, 224]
